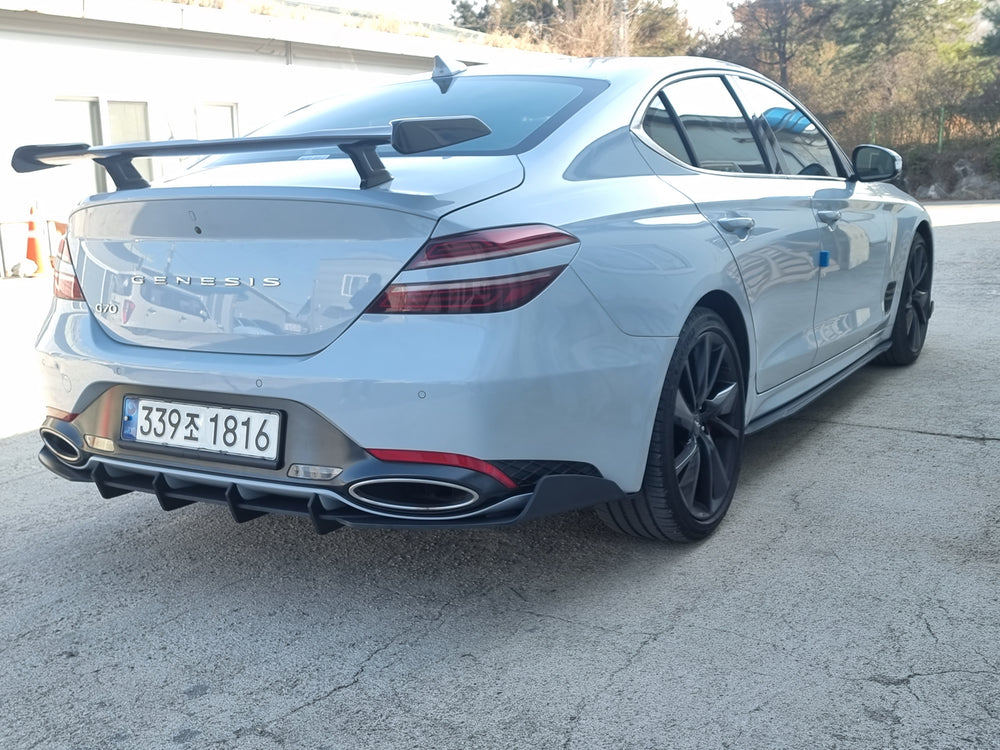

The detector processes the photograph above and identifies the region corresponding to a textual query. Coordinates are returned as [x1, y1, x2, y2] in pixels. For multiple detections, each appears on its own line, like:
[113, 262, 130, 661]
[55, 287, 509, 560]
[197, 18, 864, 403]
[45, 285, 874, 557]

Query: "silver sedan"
[13, 56, 932, 541]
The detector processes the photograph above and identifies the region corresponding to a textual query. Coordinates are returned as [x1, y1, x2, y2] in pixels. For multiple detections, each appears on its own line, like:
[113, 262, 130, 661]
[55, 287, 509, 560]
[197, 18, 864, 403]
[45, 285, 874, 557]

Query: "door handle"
[717, 217, 756, 237]
[817, 210, 841, 226]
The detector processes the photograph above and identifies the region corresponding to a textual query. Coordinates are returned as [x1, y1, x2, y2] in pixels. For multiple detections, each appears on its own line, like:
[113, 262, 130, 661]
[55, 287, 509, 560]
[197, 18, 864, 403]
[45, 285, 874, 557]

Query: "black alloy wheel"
[597, 307, 745, 541]
[879, 233, 932, 366]
[673, 328, 744, 523]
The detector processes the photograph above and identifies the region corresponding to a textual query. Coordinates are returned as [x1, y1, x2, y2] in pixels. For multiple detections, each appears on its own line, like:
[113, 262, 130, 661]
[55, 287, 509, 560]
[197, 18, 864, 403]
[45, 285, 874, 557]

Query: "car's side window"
[733, 78, 841, 178]
[645, 76, 768, 174]
[642, 93, 693, 164]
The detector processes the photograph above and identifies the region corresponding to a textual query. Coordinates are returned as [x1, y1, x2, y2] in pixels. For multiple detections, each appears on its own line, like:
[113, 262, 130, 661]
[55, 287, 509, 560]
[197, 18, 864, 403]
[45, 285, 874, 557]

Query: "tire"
[597, 307, 745, 542]
[878, 233, 932, 366]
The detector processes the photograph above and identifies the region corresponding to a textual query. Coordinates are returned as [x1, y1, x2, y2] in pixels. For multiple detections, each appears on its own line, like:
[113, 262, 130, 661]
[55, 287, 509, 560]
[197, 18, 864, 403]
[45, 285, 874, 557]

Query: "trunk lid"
[70, 155, 522, 355]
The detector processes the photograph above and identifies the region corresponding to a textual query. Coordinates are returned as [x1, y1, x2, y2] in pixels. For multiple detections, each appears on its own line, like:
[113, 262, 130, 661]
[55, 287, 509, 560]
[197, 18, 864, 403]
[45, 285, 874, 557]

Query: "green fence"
[821, 106, 1000, 152]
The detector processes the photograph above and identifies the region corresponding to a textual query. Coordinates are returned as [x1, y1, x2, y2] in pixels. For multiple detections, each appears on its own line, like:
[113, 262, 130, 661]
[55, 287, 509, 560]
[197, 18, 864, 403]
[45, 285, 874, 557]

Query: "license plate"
[121, 397, 281, 461]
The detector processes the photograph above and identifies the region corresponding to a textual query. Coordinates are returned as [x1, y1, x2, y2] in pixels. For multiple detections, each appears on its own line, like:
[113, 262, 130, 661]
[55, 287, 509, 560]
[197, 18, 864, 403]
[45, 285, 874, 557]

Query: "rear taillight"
[367, 267, 565, 315]
[367, 225, 577, 315]
[409, 224, 577, 269]
[53, 237, 84, 301]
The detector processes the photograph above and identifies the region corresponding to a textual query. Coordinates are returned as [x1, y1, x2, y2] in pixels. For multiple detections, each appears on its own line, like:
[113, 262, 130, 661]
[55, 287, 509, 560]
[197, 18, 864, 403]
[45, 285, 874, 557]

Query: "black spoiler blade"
[12, 116, 490, 191]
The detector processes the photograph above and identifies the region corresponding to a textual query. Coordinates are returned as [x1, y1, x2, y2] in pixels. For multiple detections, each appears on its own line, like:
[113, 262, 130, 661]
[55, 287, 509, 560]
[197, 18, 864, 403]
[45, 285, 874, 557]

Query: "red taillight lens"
[367, 266, 565, 315]
[45, 407, 78, 421]
[367, 449, 517, 489]
[367, 224, 577, 315]
[53, 237, 84, 301]
[409, 224, 578, 269]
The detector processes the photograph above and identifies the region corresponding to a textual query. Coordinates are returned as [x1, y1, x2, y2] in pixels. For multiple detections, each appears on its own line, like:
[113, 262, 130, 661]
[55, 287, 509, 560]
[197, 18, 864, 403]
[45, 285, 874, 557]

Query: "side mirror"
[851, 144, 902, 182]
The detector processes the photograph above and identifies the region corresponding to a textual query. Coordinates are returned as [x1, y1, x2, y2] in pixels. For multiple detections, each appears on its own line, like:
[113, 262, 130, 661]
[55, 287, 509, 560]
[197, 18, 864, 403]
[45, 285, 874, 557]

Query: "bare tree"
[730, 0, 837, 87]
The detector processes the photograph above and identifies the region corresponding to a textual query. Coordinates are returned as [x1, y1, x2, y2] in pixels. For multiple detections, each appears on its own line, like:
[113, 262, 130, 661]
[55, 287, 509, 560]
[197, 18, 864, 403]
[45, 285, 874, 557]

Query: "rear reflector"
[45, 407, 78, 421]
[366, 266, 565, 315]
[287, 464, 343, 481]
[408, 225, 578, 269]
[85, 435, 115, 452]
[367, 449, 517, 489]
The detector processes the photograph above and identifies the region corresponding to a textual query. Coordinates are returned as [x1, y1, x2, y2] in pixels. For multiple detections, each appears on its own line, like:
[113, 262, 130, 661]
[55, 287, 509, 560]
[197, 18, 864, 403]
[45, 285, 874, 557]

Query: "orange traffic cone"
[25, 206, 49, 277]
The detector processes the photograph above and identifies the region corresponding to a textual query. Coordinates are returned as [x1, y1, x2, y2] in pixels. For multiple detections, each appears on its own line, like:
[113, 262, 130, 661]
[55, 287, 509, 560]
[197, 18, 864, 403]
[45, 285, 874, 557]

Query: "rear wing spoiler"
[11, 115, 491, 191]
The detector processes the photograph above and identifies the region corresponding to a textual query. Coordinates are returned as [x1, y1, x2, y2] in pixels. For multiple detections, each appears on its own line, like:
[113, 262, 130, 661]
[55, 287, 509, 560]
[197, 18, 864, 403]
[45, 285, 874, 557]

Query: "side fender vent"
[883, 281, 897, 313]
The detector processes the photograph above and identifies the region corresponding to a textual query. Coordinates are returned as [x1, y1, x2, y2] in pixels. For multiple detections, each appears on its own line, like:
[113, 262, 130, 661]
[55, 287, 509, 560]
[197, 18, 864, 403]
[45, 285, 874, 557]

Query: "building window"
[108, 100, 152, 182]
[197, 103, 238, 139]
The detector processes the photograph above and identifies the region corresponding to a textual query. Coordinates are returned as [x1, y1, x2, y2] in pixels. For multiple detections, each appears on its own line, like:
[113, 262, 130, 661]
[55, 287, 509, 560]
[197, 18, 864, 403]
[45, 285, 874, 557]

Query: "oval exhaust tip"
[349, 479, 480, 514]
[40, 426, 84, 465]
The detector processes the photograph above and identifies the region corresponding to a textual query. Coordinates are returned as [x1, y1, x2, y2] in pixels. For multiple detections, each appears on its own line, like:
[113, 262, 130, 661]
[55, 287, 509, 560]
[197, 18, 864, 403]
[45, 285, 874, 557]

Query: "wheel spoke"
[683, 433, 732, 517]
[904, 276, 930, 351]
[707, 415, 741, 439]
[907, 308, 924, 350]
[693, 336, 713, 404]
[675, 439, 700, 505]
[681, 361, 697, 413]
[675, 438, 698, 474]
[912, 289, 930, 326]
[910, 245, 927, 287]
[696, 436, 715, 513]
[702, 382, 738, 421]
[674, 389, 696, 432]
[902, 306, 915, 342]
[689, 346, 703, 405]
[705, 341, 724, 399]
[703, 433, 731, 508]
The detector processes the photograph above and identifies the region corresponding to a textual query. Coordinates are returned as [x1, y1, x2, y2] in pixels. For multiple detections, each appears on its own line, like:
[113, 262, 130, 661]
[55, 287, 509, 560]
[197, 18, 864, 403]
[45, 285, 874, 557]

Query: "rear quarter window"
[643, 75, 768, 174]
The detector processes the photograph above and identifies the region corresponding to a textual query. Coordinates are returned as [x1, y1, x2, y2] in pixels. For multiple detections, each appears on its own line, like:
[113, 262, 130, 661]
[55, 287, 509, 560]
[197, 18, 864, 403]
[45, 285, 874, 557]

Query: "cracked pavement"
[1, 204, 998, 749]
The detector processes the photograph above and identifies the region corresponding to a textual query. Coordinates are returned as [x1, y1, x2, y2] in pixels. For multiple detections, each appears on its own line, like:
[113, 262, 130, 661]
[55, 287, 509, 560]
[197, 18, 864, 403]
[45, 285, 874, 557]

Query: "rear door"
[637, 74, 823, 392]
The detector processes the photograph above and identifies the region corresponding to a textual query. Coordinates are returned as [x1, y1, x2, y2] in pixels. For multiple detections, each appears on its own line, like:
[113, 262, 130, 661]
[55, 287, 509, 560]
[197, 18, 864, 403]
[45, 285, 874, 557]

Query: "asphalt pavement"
[0, 203, 998, 750]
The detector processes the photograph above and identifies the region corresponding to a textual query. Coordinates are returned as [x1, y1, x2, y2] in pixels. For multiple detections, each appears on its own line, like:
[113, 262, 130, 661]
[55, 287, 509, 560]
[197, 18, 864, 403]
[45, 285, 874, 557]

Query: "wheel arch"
[694, 290, 751, 389]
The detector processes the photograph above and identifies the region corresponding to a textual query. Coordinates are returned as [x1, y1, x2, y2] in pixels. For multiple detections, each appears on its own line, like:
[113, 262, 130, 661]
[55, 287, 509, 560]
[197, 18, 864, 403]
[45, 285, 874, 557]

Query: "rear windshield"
[209, 75, 607, 165]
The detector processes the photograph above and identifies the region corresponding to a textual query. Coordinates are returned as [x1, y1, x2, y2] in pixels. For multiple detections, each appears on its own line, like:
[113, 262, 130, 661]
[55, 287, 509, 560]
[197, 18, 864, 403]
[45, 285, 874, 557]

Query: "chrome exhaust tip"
[40, 422, 85, 466]
[348, 478, 480, 514]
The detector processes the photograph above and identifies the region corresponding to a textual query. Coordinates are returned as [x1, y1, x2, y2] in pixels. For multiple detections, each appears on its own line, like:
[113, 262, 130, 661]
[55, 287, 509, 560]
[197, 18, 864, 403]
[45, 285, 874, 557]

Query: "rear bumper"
[36, 272, 676, 494]
[38, 375, 626, 529]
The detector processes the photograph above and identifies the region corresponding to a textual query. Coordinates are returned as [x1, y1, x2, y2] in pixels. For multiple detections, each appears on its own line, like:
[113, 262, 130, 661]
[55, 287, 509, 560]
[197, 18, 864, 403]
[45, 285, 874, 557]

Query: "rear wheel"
[879, 233, 932, 366]
[597, 308, 745, 541]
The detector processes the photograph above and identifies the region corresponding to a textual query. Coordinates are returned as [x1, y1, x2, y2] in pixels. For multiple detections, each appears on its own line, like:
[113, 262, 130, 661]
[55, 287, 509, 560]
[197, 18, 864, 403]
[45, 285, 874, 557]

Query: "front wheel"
[879, 233, 932, 366]
[597, 308, 746, 542]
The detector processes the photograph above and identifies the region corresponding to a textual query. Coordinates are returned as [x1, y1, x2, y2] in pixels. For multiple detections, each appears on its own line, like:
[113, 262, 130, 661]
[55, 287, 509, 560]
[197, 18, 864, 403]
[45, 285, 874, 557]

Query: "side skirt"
[745, 341, 891, 436]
